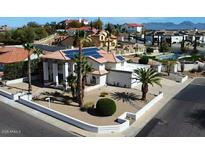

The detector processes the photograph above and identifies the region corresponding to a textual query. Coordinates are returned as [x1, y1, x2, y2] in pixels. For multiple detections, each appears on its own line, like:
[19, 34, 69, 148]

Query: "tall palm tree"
[23, 43, 34, 94]
[162, 60, 176, 76]
[133, 68, 161, 100]
[33, 48, 43, 58]
[74, 31, 92, 107]
[106, 23, 112, 53]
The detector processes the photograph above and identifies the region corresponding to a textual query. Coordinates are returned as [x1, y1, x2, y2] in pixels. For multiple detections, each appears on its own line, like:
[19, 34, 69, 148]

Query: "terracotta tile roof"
[88, 56, 107, 64]
[41, 51, 70, 61]
[127, 23, 143, 27]
[0, 47, 30, 64]
[41, 47, 125, 64]
[97, 50, 119, 63]
[0, 47, 16, 53]
[92, 70, 108, 75]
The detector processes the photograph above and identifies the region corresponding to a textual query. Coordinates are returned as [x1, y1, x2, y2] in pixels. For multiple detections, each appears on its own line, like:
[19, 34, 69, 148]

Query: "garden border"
[16, 92, 163, 134]
[0, 86, 163, 134]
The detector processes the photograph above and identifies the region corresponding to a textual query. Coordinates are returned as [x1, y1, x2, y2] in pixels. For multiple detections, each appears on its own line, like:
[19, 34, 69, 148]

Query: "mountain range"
[143, 21, 205, 30]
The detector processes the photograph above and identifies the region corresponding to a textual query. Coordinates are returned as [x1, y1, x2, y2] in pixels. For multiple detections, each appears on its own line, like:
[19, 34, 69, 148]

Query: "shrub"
[127, 59, 133, 63]
[99, 94, 106, 97]
[160, 41, 171, 52]
[2, 59, 42, 80]
[80, 102, 94, 112]
[100, 92, 108, 97]
[190, 68, 197, 73]
[96, 98, 116, 116]
[146, 47, 154, 54]
[139, 56, 149, 64]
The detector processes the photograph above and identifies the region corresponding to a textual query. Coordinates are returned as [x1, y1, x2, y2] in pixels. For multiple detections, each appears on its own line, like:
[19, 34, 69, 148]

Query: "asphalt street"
[0, 101, 76, 137]
[137, 78, 205, 137]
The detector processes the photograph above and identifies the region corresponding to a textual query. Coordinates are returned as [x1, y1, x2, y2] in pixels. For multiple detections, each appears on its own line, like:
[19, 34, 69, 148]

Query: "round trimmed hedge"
[96, 98, 116, 116]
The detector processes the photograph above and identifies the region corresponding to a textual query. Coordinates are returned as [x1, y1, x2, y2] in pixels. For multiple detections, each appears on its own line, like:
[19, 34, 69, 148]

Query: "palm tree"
[67, 74, 77, 99]
[33, 48, 43, 58]
[162, 60, 176, 76]
[133, 68, 161, 100]
[106, 23, 112, 53]
[23, 43, 34, 94]
[74, 31, 92, 107]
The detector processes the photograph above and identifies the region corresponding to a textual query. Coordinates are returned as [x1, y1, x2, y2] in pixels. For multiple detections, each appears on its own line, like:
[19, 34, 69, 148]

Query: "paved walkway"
[0, 78, 193, 137]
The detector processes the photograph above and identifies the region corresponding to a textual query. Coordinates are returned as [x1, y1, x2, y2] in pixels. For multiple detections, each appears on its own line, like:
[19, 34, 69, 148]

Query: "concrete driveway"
[137, 78, 205, 137]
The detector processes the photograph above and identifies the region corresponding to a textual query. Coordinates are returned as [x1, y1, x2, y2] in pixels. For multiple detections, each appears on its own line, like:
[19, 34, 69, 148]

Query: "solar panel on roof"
[117, 56, 125, 61]
[63, 47, 102, 59]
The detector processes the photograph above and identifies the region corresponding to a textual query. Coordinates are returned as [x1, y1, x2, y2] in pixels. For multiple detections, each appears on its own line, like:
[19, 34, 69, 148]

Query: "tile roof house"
[0, 46, 38, 78]
[90, 30, 117, 50]
[121, 23, 144, 33]
[42, 47, 150, 88]
[61, 18, 89, 26]
[0, 47, 30, 64]
[54, 30, 117, 50]
[66, 26, 97, 36]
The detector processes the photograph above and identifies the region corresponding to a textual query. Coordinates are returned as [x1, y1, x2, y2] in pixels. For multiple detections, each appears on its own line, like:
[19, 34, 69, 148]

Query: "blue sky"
[1, 17, 205, 27]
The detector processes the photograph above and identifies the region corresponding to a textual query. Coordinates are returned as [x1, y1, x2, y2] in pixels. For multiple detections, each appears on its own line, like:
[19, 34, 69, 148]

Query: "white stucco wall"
[107, 70, 132, 88]
[99, 75, 107, 85]
[171, 36, 183, 43]
[106, 62, 123, 70]
[87, 58, 102, 70]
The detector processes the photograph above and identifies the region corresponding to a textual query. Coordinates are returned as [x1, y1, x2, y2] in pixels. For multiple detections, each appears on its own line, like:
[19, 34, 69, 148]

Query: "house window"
[91, 76, 97, 85]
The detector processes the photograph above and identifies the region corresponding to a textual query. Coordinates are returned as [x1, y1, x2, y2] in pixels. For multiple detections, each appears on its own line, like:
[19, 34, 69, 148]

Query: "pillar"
[63, 62, 69, 85]
[43, 61, 49, 81]
[52, 62, 59, 85]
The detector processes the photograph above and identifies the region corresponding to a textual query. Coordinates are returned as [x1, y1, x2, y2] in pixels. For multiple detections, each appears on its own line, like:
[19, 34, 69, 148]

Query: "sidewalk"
[0, 78, 193, 137]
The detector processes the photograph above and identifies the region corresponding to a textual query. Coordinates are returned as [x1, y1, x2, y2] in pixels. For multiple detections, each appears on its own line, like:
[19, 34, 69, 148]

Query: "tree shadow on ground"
[6, 85, 27, 92]
[36, 91, 79, 107]
[187, 109, 205, 129]
[110, 92, 142, 110]
[29, 80, 44, 88]
[110, 92, 141, 104]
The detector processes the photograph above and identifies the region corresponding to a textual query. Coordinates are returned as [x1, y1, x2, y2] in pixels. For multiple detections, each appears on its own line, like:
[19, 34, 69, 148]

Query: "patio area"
[0, 82, 155, 126]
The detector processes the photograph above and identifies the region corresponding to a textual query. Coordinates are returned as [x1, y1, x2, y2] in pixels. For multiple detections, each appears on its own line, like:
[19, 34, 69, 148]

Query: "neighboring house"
[117, 33, 129, 42]
[59, 18, 89, 26]
[54, 36, 76, 49]
[0, 46, 38, 78]
[121, 23, 143, 33]
[90, 30, 117, 50]
[41, 47, 148, 88]
[117, 42, 146, 55]
[145, 30, 185, 45]
[66, 26, 97, 36]
[57, 30, 118, 50]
